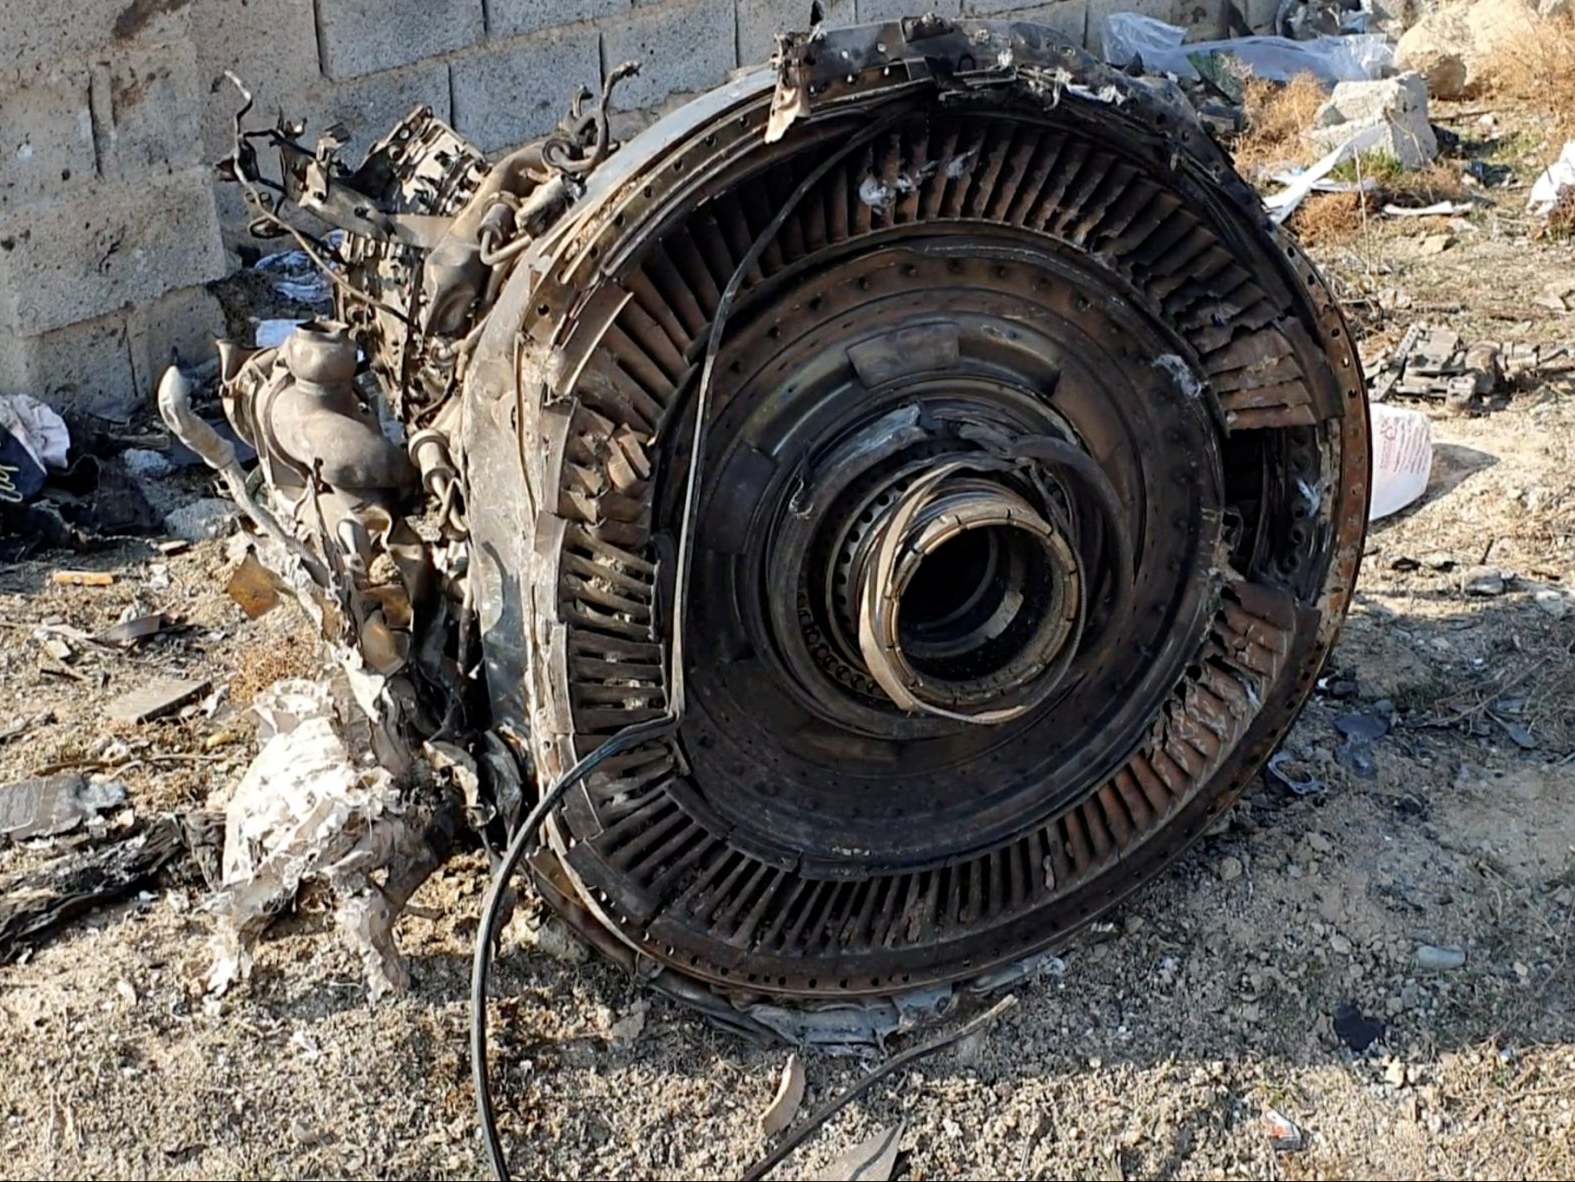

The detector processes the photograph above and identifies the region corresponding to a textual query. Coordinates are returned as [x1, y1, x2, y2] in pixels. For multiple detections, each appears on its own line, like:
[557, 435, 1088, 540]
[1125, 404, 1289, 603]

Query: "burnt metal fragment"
[171, 18, 1369, 1017]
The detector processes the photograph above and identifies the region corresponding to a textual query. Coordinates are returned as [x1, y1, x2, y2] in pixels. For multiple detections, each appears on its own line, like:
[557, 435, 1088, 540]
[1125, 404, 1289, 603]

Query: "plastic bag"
[1102, 14, 1394, 85]
[1369, 402, 1433, 521]
[1528, 141, 1575, 216]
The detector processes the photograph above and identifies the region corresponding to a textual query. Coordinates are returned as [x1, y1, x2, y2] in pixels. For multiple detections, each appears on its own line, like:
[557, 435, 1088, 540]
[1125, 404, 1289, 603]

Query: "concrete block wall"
[1, 0, 1224, 421]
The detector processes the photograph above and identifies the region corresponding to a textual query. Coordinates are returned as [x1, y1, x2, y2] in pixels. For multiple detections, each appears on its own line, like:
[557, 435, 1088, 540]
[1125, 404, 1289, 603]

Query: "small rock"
[1307, 832, 1334, 856]
[1385, 1060, 1408, 1088]
[1330, 933, 1353, 956]
[1461, 566, 1505, 596]
[1217, 855, 1243, 882]
[1416, 944, 1467, 972]
[122, 448, 174, 479]
[1533, 589, 1569, 619]
[1419, 233, 1455, 256]
[163, 498, 237, 543]
[1420, 552, 1455, 571]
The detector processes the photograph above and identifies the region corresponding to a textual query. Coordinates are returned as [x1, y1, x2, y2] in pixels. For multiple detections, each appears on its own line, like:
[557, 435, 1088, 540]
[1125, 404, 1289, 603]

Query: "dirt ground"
[1, 97, 1573, 1182]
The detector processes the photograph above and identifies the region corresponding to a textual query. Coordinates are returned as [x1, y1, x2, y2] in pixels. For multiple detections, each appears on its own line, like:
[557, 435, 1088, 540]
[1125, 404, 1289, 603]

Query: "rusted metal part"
[182, 17, 1369, 1019]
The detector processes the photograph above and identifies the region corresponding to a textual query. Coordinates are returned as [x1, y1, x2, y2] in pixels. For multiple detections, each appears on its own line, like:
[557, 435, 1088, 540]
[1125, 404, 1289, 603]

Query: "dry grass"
[1233, 73, 1327, 175]
[1481, 12, 1575, 141]
[1539, 184, 1575, 241]
[1292, 191, 1376, 248]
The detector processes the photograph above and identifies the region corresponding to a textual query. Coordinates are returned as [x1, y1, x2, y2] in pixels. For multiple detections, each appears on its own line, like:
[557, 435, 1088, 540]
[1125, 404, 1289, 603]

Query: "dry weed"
[1481, 12, 1575, 141]
[1234, 73, 1327, 175]
[1292, 191, 1375, 248]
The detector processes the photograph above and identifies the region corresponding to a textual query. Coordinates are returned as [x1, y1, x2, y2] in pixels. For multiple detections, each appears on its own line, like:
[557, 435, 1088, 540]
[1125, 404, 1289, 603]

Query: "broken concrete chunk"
[162, 497, 237, 543]
[1397, 0, 1543, 95]
[106, 676, 211, 724]
[0, 774, 127, 842]
[1306, 73, 1437, 171]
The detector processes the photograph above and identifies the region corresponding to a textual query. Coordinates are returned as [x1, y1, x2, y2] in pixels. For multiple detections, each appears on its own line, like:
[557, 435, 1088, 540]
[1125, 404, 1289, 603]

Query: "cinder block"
[127, 283, 228, 399]
[0, 310, 138, 421]
[487, 0, 628, 39]
[0, 64, 96, 212]
[189, 0, 323, 162]
[1086, 0, 1178, 54]
[0, 0, 190, 72]
[452, 27, 600, 152]
[965, 1, 1089, 43]
[317, 0, 485, 80]
[739, 0, 857, 64]
[311, 59, 453, 161]
[0, 166, 226, 336]
[90, 35, 204, 180]
[604, 0, 738, 111]
[860, 0, 963, 19]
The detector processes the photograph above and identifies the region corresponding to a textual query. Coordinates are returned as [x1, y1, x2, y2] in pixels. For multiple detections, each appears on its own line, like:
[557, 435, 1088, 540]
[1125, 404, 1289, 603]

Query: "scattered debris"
[1384, 200, 1475, 217]
[96, 613, 173, 648]
[254, 250, 332, 308]
[1306, 74, 1438, 170]
[0, 774, 127, 843]
[225, 552, 285, 619]
[1416, 944, 1468, 971]
[811, 1124, 903, 1182]
[206, 690, 456, 1001]
[1528, 143, 1575, 218]
[51, 570, 114, 588]
[1217, 855, 1244, 882]
[1462, 565, 1508, 596]
[1268, 750, 1326, 797]
[0, 814, 192, 964]
[106, 677, 211, 725]
[1333, 1001, 1385, 1052]
[761, 1054, 807, 1137]
[1533, 588, 1571, 618]
[1264, 1106, 1306, 1153]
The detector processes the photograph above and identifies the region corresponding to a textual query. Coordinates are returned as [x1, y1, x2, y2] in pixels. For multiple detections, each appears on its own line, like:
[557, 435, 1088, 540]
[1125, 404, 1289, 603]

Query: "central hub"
[850, 472, 1084, 723]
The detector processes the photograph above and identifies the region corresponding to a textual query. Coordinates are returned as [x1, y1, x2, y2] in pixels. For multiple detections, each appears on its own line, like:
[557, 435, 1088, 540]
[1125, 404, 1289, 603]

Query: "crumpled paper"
[206, 684, 438, 1000]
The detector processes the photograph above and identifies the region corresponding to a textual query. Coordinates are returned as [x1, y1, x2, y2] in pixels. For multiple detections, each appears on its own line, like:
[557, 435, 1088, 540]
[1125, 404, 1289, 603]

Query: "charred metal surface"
[171, 19, 1369, 1019]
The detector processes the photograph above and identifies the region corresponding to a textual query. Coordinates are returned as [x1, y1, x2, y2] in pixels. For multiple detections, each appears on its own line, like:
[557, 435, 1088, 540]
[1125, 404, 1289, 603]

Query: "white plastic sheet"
[1528, 141, 1575, 216]
[1102, 14, 1394, 85]
[0, 393, 69, 470]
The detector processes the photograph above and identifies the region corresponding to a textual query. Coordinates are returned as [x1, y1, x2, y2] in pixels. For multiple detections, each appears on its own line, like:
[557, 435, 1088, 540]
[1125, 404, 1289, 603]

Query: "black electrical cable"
[470, 714, 679, 1182]
[469, 107, 911, 1182]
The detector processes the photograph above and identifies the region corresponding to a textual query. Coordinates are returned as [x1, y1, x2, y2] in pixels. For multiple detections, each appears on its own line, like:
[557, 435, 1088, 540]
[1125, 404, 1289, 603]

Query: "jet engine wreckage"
[165, 17, 1369, 1053]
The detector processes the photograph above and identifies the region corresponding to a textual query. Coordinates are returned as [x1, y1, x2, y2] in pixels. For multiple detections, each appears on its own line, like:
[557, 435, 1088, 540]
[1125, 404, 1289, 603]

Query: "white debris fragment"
[254, 249, 332, 307]
[254, 318, 306, 349]
[760, 1053, 806, 1137]
[1153, 354, 1204, 399]
[0, 393, 69, 470]
[205, 689, 434, 1002]
[1528, 141, 1575, 217]
[1369, 403, 1434, 521]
